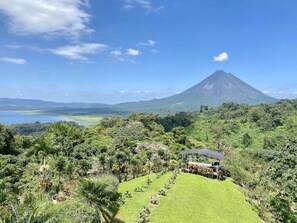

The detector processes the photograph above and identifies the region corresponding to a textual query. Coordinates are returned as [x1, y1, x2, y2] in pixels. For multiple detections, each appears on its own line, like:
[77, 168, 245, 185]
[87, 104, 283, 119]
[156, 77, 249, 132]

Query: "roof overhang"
[179, 148, 224, 160]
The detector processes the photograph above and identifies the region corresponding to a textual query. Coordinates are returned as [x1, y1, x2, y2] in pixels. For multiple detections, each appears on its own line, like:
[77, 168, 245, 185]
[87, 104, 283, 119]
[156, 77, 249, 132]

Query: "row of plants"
[121, 173, 166, 209]
[138, 170, 180, 223]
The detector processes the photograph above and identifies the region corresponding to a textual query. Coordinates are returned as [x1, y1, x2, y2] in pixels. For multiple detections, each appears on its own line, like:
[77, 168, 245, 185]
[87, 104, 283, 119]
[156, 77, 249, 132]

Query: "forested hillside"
[1, 99, 297, 222]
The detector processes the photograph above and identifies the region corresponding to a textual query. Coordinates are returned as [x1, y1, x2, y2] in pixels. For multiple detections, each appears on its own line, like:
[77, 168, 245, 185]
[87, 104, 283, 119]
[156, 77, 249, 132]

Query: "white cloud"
[110, 50, 122, 56]
[0, 0, 92, 38]
[123, 0, 151, 10]
[126, 48, 140, 56]
[0, 57, 26, 64]
[292, 91, 297, 95]
[213, 52, 229, 62]
[138, 39, 156, 46]
[116, 57, 137, 64]
[150, 49, 159, 54]
[110, 48, 140, 63]
[50, 43, 107, 61]
[5, 44, 22, 49]
[119, 90, 126, 94]
[262, 90, 270, 94]
[278, 91, 284, 94]
[123, 0, 163, 13]
[5, 44, 43, 52]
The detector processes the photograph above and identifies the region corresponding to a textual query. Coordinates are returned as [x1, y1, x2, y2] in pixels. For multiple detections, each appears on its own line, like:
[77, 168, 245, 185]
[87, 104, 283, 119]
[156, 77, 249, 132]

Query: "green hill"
[114, 173, 261, 223]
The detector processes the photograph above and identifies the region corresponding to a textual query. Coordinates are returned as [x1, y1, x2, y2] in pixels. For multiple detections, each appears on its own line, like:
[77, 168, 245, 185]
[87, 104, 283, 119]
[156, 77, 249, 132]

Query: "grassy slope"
[150, 173, 261, 223]
[114, 173, 172, 223]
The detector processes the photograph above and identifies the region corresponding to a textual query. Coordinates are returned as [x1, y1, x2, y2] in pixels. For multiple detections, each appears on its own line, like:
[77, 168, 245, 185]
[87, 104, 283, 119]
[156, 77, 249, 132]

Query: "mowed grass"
[149, 173, 261, 223]
[113, 173, 172, 223]
[62, 115, 103, 125]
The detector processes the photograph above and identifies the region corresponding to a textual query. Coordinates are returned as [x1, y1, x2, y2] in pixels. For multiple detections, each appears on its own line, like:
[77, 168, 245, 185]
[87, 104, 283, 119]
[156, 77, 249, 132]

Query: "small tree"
[78, 159, 92, 176]
[242, 133, 252, 148]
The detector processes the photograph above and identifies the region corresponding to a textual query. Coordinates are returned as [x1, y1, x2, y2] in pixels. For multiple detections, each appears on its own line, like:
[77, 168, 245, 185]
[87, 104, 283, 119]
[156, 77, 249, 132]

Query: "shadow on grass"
[183, 172, 227, 181]
[111, 218, 125, 223]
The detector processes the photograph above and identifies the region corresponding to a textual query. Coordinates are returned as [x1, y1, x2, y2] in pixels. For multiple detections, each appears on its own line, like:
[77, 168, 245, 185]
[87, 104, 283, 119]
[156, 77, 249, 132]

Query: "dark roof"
[179, 148, 224, 160]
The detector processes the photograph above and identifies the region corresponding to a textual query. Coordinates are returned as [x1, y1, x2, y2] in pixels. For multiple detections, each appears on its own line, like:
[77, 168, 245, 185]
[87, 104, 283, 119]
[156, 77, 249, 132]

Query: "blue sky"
[0, 0, 297, 104]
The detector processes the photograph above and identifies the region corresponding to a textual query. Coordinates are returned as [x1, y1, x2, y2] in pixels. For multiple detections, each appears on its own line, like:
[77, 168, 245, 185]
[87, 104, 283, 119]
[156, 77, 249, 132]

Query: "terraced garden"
[114, 172, 261, 223]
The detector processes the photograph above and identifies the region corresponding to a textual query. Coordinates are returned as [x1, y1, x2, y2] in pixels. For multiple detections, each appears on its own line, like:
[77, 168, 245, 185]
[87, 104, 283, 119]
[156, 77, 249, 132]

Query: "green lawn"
[149, 173, 261, 223]
[113, 173, 172, 223]
[62, 115, 103, 125]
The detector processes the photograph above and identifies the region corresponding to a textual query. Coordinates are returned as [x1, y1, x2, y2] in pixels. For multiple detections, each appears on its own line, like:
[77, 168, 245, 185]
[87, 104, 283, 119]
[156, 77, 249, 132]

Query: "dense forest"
[1, 99, 297, 222]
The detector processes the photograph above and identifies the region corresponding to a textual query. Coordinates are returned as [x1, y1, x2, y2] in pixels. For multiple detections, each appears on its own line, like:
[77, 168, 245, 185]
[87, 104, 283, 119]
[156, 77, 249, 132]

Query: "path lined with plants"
[138, 171, 179, 223]
[149, 173, 261, 223]
[113, 172, 175, 223]
[114, 172, 261, 223]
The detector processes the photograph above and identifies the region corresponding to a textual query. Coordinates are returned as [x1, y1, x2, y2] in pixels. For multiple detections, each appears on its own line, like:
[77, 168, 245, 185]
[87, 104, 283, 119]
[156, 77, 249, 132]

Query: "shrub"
[134, 187, 145, 192]
[150, 196, 158, 205]
[138, 206, 151, 223]
[124, 190, 132, 198]
[158, 189, 166, 196]
[164, 183, 170, 190]
[146, 177, 152, 185]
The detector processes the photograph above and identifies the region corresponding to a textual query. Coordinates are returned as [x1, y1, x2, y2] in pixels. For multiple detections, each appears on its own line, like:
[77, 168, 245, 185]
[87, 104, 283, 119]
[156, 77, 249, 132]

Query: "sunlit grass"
[114, 173, 171, 223]
[150, 173, 261, 223]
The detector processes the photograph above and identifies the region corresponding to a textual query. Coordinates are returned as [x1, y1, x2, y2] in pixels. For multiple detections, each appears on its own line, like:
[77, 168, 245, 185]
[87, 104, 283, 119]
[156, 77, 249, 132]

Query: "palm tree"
[32, 135, 54, 159]
[54, 156, 67, 194]
[39, 159, 51, 192]
[5, 193, 65, 223]
[144, 160, 153, 174]
[130, 156, 142, 179]
[77, 176, 120, 223]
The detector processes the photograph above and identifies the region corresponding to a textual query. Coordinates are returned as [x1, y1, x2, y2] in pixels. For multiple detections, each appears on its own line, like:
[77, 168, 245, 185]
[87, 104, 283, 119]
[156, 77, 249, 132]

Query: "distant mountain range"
[0, 98, 106, 109]
[0, 70, 278, 114]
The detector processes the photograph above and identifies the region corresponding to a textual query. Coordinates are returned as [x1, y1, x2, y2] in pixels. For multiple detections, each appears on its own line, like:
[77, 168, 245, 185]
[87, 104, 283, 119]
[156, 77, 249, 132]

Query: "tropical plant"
[150, 196, 158, 205]
[2, 193, 65, 223]
[158, 189, 166, 196]
[138, 206, 151, 223]
[77, 176, 120, 223]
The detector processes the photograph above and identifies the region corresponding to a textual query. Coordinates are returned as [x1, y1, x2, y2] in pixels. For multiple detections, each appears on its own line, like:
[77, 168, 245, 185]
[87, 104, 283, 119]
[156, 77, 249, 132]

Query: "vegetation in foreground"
[0, 99, 297, 222]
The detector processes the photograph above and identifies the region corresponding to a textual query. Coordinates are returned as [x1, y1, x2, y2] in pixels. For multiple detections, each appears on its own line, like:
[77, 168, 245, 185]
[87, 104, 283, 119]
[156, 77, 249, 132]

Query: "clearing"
[115, 173, 261, 223]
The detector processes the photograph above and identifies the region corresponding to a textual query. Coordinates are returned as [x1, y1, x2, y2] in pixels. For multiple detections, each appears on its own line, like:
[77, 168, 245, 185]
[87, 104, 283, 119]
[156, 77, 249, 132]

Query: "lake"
[0, 111, 66, 125]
